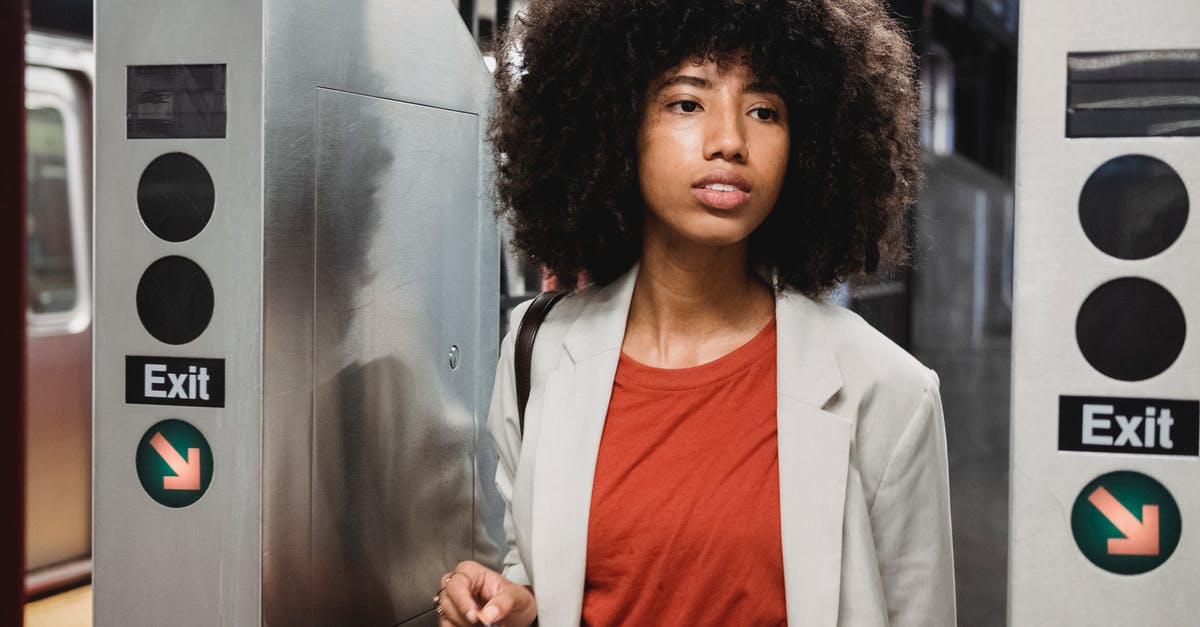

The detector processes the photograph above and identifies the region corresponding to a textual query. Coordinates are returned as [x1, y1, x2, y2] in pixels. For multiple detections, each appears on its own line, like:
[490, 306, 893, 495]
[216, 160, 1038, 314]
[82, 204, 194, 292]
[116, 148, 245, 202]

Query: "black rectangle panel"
[127, 64, 227, 139]
[1067, 50, 1200, 137]
[1058, 395, 1199, 457]
[126, 355, 225, 408]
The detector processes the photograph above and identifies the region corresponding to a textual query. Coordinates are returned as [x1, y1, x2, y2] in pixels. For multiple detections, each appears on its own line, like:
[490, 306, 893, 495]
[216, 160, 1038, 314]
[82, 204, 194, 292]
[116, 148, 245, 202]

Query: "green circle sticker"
[135, 419, 214, 508]
[1071, 470, 1181, 575]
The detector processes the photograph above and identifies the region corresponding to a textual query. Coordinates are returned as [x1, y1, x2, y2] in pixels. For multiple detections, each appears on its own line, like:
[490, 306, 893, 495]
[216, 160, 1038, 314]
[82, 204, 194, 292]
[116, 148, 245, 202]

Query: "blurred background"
[14, 0, 1018, 624]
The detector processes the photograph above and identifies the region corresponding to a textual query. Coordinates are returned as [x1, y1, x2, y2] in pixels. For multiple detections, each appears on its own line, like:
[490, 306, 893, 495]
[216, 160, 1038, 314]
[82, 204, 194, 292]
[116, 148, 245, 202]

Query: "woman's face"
[637, 57, 789, 250]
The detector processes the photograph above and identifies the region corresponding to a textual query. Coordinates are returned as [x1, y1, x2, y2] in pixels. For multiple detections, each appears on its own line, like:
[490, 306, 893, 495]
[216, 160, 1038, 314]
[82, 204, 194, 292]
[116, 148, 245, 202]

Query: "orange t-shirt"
[581, 318, 786, 626]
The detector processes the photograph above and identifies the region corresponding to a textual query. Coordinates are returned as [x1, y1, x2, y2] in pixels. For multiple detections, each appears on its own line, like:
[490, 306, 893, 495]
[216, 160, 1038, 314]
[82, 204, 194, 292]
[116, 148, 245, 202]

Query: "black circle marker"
[137, 152, 215, 242]
[136, 256, 214, 345]
[1076, 277, 1185, 381]
[1079, 155, 1188, 260]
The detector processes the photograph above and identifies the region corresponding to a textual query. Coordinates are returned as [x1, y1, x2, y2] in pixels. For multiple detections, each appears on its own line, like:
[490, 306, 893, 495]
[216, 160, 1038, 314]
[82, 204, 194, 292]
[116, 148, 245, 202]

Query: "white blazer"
[487, 266, 956, 626]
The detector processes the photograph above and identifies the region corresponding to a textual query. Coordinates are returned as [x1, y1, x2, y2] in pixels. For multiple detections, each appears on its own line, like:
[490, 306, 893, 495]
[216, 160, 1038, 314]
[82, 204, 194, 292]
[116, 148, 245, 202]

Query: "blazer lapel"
[775, 292, 851, 626]
[529, 268, 637, 626]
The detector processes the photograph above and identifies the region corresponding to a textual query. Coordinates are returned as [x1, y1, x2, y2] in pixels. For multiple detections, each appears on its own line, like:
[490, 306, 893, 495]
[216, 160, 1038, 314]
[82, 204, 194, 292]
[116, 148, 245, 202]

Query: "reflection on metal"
[310, 90, 491, 624]
[1068, 49, 1200, 79]
[1077, 154, 1188, 261]
[911, 151, 1013, 627]
[264, 0, 503, 623]
[1067, 50, 1200, 137]
[95, 0, 499, 625]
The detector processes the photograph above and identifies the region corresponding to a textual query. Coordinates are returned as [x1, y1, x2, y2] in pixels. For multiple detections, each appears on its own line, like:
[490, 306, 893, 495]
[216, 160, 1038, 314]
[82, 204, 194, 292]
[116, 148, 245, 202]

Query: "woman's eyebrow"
[657, 75, 712, 90]
[655, 74, 782, 96]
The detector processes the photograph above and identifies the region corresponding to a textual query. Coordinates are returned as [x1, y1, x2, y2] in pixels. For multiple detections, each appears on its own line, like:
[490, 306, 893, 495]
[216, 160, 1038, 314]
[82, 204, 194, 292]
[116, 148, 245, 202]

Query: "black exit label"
[1059, 395, 1198, 457]
[126, 355, 225, 408]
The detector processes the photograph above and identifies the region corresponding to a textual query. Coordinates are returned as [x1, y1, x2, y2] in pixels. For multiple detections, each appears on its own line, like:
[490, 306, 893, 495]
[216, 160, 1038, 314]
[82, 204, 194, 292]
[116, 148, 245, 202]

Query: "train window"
[27, 105, 75, 314]
[26, 66, 91, 335]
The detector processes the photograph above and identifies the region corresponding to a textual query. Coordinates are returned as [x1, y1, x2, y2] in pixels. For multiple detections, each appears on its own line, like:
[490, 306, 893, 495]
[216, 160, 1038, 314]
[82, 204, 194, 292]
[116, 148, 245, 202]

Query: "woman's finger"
[438, 596, 470, 627]
[477, 574, 535, 626]
[443, 564, 488, 623]
[438, 561, 535, 626]
[437, 570, 478, 626]
[477, 594, 511, 625]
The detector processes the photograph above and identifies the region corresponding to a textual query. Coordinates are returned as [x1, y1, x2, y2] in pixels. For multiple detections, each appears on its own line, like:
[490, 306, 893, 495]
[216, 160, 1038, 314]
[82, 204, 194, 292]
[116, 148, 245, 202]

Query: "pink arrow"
[150, 432, 201, 491]
[1088, 486, 1159, 556]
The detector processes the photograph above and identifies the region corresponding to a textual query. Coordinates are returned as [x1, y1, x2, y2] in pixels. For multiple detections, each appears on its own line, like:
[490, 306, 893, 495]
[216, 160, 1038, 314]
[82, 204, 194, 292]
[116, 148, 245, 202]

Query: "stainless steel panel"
[399, 609, 439, 627]
[261, 1, 501, 624]
[310, 90, 486, 624]
[93, 1, 264, 624]
[1012, 1, 1200, 624]
[96, 0, 499, 623]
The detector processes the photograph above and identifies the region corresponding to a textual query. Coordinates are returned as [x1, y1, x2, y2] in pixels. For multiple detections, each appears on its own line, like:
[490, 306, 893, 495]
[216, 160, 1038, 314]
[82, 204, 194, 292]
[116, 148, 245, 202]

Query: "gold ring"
[436, 605, 444, 616]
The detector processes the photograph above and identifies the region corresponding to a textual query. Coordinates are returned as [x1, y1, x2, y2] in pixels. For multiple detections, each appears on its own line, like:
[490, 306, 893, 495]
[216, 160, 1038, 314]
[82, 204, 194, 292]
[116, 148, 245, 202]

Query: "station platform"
[24, 585, 91, 627]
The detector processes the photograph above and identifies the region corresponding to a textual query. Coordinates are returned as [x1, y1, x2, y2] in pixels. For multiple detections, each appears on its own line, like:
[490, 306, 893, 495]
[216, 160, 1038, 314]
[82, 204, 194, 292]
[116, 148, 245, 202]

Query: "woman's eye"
[669, 100, 701, 113]
[751, 107, 779, 121]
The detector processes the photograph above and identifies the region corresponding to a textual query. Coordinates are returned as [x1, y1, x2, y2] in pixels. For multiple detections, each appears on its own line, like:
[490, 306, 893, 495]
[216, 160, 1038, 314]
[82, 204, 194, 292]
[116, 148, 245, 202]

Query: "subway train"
[31, 0, 1195, 625]
[23, 28, 93, 599]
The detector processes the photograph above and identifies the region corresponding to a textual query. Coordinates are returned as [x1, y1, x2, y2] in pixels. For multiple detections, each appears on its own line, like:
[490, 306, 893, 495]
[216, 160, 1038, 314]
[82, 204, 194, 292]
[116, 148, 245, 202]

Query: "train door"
[23, 33, 94, 597]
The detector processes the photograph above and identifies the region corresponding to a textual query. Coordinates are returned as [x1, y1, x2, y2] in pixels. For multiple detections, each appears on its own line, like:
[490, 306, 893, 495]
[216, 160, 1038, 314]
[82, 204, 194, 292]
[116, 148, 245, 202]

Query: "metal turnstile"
[1012, 1, 1199, 624]
[93, 1, 502, 624]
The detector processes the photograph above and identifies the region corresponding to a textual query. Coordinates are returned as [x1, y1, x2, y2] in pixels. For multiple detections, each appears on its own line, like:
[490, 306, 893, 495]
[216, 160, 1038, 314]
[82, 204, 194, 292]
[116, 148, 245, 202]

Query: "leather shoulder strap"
[514, 291, 566, 437]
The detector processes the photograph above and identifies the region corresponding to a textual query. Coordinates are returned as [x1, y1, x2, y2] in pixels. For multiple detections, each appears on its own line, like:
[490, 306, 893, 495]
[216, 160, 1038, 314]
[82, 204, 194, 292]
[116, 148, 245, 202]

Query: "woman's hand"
[435, 560, 537, 627]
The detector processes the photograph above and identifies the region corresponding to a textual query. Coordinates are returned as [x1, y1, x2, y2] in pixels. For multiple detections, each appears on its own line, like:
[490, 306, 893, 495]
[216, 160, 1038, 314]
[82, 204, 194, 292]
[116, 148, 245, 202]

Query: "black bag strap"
[514, 291, 566, 437]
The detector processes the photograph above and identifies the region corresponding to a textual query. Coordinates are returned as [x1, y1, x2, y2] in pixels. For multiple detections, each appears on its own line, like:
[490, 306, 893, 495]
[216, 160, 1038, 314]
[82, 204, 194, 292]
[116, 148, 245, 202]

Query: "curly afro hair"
[490, 0, 920, 296]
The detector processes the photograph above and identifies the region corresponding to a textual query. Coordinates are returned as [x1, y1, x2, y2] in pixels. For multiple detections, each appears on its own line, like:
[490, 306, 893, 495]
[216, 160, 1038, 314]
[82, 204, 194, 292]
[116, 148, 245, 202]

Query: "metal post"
[1012, 1, 1200, 623]
[1, 0, 28, 623]
[93, 2, 501, 623]
[459, 0, 478, 40]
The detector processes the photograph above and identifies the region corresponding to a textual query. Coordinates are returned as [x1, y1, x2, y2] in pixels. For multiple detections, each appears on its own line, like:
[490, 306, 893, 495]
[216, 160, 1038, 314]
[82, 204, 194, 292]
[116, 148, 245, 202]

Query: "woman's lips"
[692, 186, 750, 210]
[691, 171, 753, 210]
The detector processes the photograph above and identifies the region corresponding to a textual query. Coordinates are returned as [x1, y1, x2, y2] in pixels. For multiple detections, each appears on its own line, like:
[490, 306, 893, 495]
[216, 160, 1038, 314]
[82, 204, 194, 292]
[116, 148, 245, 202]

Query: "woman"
[437, 0, 955, 625]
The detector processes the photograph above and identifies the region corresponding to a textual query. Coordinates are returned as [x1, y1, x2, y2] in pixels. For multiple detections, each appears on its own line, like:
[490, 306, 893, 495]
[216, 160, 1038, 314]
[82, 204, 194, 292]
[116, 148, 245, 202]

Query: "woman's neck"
[623, 230, 775, 368]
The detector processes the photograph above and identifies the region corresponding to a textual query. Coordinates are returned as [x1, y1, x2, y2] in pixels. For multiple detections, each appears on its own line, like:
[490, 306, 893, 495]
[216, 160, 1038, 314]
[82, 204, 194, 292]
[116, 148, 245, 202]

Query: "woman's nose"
[704, 109, 748, 163]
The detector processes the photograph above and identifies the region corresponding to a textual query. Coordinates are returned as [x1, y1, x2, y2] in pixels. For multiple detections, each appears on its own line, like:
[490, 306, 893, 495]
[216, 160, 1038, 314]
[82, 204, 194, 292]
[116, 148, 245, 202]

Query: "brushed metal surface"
[93, 1, 265, 625]
[309, 89, 485, 624]
[261, 0, 501, 624]
[1012, 1, 1200, 625]
[96, 0, 499, 624]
